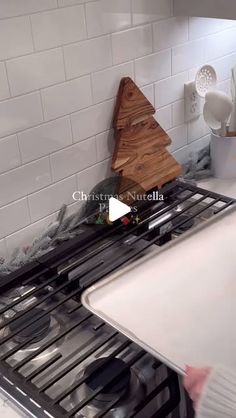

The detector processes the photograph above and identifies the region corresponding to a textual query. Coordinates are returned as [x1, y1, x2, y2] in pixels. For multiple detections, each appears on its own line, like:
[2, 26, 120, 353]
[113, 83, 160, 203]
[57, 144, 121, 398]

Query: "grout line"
[3, 61, 12, 98]
[89, 73, 95, 105]
[39, 89, 46, 121]
[68, 114, 74, 143]
[110, 33, 114, 67]
[29, 15, 36, 51]
[83, 3, 89, 39]
[61, 45, 67, 80]
[151, 23, 154, 54]
[0, 4, 58, 21]
[48, 153, 53, 183]
[187, 16, 190, 42]
[15, 133, 23, 165]
[171, 46, 173, 76]
[26, 195, 32, 224]
[130, 0, 133, 27]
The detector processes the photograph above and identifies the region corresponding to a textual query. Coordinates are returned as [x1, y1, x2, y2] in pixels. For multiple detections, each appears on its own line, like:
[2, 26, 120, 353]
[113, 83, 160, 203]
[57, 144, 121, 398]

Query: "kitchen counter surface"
[1, 176, 235, 417]
[198, 177, 236, 199]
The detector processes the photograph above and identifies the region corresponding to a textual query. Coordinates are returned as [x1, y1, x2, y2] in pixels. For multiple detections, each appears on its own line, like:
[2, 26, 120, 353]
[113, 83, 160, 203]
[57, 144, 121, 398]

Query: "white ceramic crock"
[211, 133, 236, 179]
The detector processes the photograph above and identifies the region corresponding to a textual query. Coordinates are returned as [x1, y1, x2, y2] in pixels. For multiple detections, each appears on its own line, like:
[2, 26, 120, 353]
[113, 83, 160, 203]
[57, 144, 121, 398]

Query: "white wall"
[0, 0, 236, 260]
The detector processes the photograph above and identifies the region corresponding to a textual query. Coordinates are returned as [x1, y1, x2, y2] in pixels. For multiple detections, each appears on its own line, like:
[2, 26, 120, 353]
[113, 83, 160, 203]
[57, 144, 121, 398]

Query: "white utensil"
[229, 65, 236, 132]
[204, 91, 233, 136]
[195, 65, 217, 98]
[203, 102, 221, 131]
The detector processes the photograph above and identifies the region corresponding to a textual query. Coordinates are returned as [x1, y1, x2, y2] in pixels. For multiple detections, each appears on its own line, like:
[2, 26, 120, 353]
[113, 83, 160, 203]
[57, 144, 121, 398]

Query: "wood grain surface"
[112, 77, 182, 193]
[113, 77, 155, 129]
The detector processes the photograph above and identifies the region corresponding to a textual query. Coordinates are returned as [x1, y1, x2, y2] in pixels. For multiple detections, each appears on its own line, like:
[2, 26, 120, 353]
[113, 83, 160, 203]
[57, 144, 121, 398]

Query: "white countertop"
[198, 177, 236, 199]
[1, 176, 235, 417]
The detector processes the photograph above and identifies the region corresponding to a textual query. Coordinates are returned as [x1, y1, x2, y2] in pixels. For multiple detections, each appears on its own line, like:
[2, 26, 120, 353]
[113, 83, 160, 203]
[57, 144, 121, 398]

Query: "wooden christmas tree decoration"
[112, 77, 182, 195]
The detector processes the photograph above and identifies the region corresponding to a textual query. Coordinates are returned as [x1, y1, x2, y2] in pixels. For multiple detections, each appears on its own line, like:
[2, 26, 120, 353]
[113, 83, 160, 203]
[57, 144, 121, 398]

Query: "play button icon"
[109, 197, 131, 222]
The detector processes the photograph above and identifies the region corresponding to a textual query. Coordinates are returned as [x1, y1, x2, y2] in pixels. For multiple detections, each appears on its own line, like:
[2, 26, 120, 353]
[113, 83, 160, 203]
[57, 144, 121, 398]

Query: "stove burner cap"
[176, 215, 194, 231]
[9, 308, 51, 344]
[85, 358, 131, 401]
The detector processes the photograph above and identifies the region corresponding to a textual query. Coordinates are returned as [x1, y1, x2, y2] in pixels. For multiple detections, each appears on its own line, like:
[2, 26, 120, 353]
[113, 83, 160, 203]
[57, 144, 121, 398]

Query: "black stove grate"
[0, 180, 234, 418]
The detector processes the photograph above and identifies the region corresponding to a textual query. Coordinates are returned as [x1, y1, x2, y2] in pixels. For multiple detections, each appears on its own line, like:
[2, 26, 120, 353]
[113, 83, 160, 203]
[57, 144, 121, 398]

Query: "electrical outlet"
[184, 81, 201, 122]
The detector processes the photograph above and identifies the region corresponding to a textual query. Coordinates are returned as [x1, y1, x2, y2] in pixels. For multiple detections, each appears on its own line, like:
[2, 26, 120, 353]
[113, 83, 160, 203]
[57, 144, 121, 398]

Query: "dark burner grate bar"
[0, 180, 234, 418]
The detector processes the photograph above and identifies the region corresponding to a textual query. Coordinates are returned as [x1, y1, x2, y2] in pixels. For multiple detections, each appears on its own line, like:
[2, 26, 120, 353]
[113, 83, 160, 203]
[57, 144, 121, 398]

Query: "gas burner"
[71, 357, 146, 418]
[0, 289, 65, 367]
[173, 214, 195, 233]
[9, 308, 51, 344]
[1, 311, 62, 366]
[85, 358, 131, 402]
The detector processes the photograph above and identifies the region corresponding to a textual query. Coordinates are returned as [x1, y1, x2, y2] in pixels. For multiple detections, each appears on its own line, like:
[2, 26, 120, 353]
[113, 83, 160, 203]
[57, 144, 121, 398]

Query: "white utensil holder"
[211, 133, 236, 179]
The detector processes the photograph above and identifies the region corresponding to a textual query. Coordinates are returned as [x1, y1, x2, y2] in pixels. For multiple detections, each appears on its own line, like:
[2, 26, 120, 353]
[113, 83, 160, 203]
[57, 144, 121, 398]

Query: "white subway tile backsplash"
[132, 0, 171, 25]
[205, 27, 236, 61]
[168, 124, 188, 152]
[0, 198, 30, 239]
[0, 238, 8, 261]
[28, 175, 77, 222]
[71, 99, 114, 142]
[153, 17, 188, 52]
[210, 53, 236, 82]
[95, 130, 114, 161]
[18, 117, 72, 163]
[112, 25, 152, 65]
[64, 36, 112, 79]
[188, 114, 210, 143]
[140, 84, 154, 106]
[0, 135, 21, 174]
[6, 49, 65, 96]
[31, 6, 86, 50]
[41, 76, 92, 120]
[189, 17, 236, 40]
[173, 135, 211, 164]
[0, 157, 51, 208]
[86, 0, 131, 38]
[5, 211, 56, 257]
[135, 50, 171, 86]
[218, 79, 231, 95]
[0, 2, 236, 252]
[50, 137, 97, 181]
[155, 106, 172, 131]
[0, 16, 33, 60]
[155, 72, 188, 109]
[172, 39, 205, 75]
[58, 0, 89, 5]
[172, 100, 185, 127]
[77, 159, 112, 195]
[0, 0, 57, 19]
[0, 63, 10, 101]
[92, 62, 134, 104]
[0, 92, 43, 138]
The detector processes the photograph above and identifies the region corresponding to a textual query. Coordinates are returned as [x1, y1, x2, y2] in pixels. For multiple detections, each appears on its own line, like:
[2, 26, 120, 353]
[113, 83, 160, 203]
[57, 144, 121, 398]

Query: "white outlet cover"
[185, 81, 201, 122]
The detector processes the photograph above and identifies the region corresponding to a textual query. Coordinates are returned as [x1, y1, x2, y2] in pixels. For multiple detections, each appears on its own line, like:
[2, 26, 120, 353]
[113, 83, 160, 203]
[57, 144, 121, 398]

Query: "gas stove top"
[0, 180, 234, 418]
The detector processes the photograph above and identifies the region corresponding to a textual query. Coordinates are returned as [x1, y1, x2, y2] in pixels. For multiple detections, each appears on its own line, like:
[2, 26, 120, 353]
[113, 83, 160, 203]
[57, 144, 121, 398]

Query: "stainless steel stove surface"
[0, 180, 234, 418]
